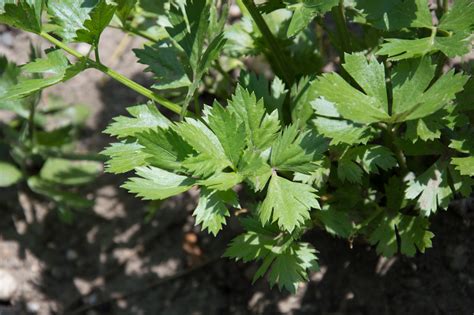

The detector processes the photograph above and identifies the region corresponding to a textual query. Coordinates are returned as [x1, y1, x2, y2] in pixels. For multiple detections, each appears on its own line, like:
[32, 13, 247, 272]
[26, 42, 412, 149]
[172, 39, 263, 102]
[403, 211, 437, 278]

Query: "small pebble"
[0, 269, 18, 301]
[66, 249, 79, 261]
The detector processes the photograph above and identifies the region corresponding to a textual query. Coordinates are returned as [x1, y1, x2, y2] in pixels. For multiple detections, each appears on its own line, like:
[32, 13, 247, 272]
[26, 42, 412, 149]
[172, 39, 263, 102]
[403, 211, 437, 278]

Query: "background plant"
[0, 51, 102, 222]
[0, 0, 473, 293]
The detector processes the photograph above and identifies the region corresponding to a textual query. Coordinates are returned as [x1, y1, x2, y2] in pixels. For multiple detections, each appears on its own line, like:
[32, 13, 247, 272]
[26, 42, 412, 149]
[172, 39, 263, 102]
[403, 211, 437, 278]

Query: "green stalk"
[123, 25, 159, 42]
[241, 0, 294, 85]
[382, 123, 408, 173]
[331, 0, 352, 55]
[39, 32, 185, 116]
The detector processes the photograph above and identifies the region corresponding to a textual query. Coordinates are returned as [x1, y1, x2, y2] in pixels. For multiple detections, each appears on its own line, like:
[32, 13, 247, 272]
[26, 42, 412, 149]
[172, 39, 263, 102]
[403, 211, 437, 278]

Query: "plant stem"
[241, 0, 294, 85]
[385, 123, 408, 173]
[332, 0, 352, 55]
[123, 25, 159, 42]
[443, 0, 449, 13]
[39, 32, 185, 116]
[94, 45, 101, 63]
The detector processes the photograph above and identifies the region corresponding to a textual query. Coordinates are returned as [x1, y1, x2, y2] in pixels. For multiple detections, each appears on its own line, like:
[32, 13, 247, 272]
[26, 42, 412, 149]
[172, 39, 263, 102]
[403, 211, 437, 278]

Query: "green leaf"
[0, 161, 22, 187]
[315, 208, 353, 238]
[134, 43, 192, 90]
[115, 0, 137, 24]
[270, 124, 327, 173]
[27, 176, 93, 209]
[197, 32, 227, 76]
[312, 116, 373, 145]
[438, 0, 474, 33]
[105, 103, 170, 138]
[0, 0, 43, 33]
[369, 213, 434, 257]
[122, 166, 195, 200]
[2, 50, 85, 100]
[291, 76, 319, 126]
[193, 188, 238, 236]
[228, 85, 281, 151]
[337, 145, 396, 183]
[101, 142, 150, 174]
[206, 101, 246, 166]
[313, 57, 390, 124]
[451, 157, 474, 176]
[267, 242, 318, 293]
[0, 56, 28, 117]
[47, 0, 97, 42]
[312, 97, 375, 145]
[404, 161, 473, 216]
[137, 127, 193, 172]
[75, 0, 117, 45]
[405, 114, 443, 142]
[377, 32, 472, 61]
[173, 118, 231, 176]
[375, 0, 474, 60]
[166, 0, 210, 70]
[224, 228, 318, 293]
[198, 172, 243, 191]
[259, 173, 319, 232]
[287, 0, 338, 37]
[342, 53, 388, 113]
[39, 158, 102, 185]
[239, 72, 288, 115]
[237, 150, 272, 192]
[337, 159, 363, 183]
[354, 0, 432, 31]
[390, 57, 468, 122]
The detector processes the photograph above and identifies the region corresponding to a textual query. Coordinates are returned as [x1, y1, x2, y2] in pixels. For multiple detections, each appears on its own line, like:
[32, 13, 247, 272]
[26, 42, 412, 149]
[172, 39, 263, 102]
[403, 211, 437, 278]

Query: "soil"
[0, 28, 474, 315]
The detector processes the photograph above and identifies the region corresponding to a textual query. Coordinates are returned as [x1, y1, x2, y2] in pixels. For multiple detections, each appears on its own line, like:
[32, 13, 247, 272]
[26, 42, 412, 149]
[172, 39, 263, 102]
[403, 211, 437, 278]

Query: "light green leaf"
[47, 0, 97, 42]
[2, 50, 85, 100]
[198, 172, 243, 191]
[105, 103, 170, 138]
[342, 53, 388, 113]
[270, 124, 327, 173]
[451, 157, 474, 176]
[291, 76, 318, 127]
[101, 142, 150, 174]
[206, 101, 246, 166]
[228, 85, 281, 151]
[237, 150, 272, 192]
[438, 0, 474, 33]
[173, 118, 231, 176]
[122, 166, 195, 200]
[136, 127, 193, 172]
[39, 158, 102, 185]
[313, 65, 390, 124]
[404, 161, 473, 216]
[312, 116, 373, 145]
[259, 173, 319, 232]
[390, 57, 468, 121]
[0, 161, 22, 187]
[377, 33, 472, 61]
[193, 188, 238, 236]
